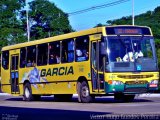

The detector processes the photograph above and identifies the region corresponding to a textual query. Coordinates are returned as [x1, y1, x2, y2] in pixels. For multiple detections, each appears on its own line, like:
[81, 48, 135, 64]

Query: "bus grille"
[117, 75, 153, 79]
[125, 87, 147, 93]
[125, 81, 148, 85]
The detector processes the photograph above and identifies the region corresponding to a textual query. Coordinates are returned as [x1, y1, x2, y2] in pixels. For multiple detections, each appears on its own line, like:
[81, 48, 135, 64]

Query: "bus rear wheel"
[77, 81, 94, 103]
[23, 83, 33, 101]
[23, 83, 41, 101]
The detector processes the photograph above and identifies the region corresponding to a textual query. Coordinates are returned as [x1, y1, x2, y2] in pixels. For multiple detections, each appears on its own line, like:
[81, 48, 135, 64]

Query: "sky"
[28, 0, 160, 31]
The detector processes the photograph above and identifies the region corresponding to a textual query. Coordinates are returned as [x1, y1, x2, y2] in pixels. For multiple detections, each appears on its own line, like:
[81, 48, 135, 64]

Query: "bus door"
[10, 54, 20, 94]
[91, 41, 105, 92]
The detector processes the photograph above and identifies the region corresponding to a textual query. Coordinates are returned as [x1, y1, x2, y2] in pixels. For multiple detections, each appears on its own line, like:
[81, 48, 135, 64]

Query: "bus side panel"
[19, 61, 91, 95]
[30, 82, 77, 95]
[1, 85, 11, 94]
[1, 68, 11, 93]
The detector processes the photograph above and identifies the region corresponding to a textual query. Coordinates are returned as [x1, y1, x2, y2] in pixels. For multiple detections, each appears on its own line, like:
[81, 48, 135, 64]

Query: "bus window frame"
[26, 45, 37, 67]
[37, 43, 48, 66]
[20, 47, 27, 68]
[49, 41, 61, 65]
[75, 35, 89, 62]
[2, 51, 9, 70]
[61, 38, 75, 63]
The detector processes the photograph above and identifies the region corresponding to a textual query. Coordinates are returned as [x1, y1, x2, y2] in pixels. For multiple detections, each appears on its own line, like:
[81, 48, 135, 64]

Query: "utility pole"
[26, 0, 30, 42]
[132, 0, 135, 25]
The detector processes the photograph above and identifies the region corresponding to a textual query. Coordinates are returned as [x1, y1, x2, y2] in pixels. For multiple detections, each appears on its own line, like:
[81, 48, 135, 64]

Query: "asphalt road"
[0, 95, 160, 120]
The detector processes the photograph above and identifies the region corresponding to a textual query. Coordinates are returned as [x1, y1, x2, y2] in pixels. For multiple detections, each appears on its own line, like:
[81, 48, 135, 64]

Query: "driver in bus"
[123, 50, 143, 62]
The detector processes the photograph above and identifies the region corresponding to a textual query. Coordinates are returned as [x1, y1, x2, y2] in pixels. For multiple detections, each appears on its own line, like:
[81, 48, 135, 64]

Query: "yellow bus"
[1, 25, 159, 103]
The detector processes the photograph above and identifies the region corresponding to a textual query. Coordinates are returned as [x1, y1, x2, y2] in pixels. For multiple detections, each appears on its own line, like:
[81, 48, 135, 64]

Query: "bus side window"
[2, 51, 9, 69]
[37, 43, 48, 66]
[49, 41, 60, 64]
[26, 46, 36, 67]
[61, 39, 74, 63]
[20, 47, 26, 68]
[75, 36, 89, 62]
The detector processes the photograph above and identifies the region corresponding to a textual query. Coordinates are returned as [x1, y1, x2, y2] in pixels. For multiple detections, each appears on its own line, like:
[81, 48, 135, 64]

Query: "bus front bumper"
[105, 82, 158, 94]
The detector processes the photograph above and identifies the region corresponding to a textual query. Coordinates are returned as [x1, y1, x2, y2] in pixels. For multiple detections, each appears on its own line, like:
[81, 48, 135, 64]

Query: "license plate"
[149, 84, 157, 87]
[125, 84, 147, 88]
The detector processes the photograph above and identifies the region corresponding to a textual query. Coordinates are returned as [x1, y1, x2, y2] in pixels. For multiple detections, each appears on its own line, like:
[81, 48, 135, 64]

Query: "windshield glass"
[108, 36, 153, 62]
[106, 36, 158, 72]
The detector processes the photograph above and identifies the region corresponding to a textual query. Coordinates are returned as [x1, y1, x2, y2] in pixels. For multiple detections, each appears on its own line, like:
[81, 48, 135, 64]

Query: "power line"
[68, 0, 131, 16]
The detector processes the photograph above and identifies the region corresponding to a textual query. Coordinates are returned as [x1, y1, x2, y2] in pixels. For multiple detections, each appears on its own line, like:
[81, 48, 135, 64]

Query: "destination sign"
[115, 28, 141, 34]
[106, 26, 151, 35]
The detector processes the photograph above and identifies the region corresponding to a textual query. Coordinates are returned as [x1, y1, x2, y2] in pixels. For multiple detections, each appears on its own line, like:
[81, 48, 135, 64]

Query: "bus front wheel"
[77, 81, 94, 103]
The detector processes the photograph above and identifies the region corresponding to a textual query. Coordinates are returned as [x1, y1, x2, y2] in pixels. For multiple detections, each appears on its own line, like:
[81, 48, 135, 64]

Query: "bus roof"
[1, 25, 152, 51]
[2, 27, 104, 51]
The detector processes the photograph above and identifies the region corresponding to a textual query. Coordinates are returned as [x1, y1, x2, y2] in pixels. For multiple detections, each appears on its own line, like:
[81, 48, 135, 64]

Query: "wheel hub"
[25, 87, 30, 98]
[82, 86, 89, 97]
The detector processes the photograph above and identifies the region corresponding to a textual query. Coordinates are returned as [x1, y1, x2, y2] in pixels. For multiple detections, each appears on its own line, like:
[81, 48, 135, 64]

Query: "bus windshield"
[106, 36, 158, 72]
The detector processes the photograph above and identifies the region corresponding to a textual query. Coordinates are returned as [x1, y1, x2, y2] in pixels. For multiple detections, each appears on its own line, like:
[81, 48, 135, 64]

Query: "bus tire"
[78, 81, 93, 103]
[23, 83, 33, 101]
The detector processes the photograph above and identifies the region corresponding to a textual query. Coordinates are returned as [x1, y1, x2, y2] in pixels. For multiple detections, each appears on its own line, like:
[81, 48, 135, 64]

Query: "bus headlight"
[150, 80, 158, 85]
[149, 80, 158, 87]
[108, 80, 123, 85]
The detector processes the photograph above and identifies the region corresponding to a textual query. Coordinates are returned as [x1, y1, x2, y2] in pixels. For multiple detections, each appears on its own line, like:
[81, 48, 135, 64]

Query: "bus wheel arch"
[23, 80, 30, 86]
[77, 76, 94, 103]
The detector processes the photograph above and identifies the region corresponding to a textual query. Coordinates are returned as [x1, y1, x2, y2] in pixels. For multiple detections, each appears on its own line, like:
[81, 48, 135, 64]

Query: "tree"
[0, 0, 27, 50]
[28, 0, 73, 40]
[94, 23, 105, 27]
[0, 0, 73, 50]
